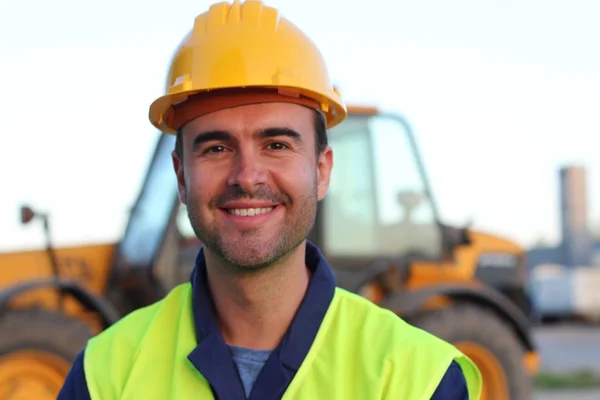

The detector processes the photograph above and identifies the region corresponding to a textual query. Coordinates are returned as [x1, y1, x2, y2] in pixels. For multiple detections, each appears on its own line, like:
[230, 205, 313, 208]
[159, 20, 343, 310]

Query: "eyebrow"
[257, 127, 302, 143]
[191, 127, 303, 152]
[191, 131, 232, 153]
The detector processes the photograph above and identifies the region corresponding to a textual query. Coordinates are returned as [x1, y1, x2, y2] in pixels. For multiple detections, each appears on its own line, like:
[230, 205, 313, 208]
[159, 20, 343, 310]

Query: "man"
[58, 0, 482, 399]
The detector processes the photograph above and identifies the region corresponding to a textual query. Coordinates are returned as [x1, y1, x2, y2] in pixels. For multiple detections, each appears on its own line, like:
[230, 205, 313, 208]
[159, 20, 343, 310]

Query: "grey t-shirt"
[228, 345, 272, 398]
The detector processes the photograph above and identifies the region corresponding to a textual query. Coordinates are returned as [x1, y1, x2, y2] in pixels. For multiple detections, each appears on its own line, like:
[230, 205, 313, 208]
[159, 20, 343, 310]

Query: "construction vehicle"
[0, 105, 539, 399]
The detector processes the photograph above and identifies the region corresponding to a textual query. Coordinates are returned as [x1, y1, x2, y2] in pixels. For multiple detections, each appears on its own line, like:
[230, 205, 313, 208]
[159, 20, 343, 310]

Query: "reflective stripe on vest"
[84, 283, 482, 400]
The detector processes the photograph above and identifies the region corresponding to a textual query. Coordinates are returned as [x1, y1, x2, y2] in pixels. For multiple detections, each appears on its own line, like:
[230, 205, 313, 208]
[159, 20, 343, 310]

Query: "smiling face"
[172, 101, 333, 271]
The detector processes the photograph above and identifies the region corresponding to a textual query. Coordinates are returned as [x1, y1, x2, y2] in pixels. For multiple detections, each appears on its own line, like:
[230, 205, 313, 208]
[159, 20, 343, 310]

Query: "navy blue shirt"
[58, 242, 469, 399]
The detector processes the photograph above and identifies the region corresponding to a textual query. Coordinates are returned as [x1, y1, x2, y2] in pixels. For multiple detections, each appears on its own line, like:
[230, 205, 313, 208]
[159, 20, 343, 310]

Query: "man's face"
[172, 102, 333, 271]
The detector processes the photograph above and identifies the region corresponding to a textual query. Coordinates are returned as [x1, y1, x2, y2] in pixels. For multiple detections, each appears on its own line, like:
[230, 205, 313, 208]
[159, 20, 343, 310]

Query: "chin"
[223, 243, 280, 270]
[216, 234, 302, 271]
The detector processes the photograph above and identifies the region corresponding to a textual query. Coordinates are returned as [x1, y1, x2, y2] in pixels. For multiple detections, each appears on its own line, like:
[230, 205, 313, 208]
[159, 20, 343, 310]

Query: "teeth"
[228, 207, 274, 216]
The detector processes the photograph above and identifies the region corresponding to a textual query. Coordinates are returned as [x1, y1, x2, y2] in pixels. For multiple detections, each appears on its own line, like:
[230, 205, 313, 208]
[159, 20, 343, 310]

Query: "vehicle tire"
[408, 301, 533, 400]
[0, 309, 94, 400]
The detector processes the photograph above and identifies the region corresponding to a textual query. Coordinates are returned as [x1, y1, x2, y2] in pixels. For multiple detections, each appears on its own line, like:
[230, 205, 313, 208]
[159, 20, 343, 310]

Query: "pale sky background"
[1, 0, 599, 252]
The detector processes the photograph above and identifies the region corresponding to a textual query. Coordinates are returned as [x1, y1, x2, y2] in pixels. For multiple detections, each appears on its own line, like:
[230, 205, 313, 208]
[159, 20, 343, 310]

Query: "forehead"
[181, 102, 315, 138]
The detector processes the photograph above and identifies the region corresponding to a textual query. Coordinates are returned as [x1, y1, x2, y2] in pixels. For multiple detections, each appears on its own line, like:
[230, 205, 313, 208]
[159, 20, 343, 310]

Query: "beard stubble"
[186, 180, 318, 273]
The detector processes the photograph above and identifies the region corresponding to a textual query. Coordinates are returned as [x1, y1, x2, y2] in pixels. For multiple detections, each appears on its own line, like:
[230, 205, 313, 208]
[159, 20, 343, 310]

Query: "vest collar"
[187, 241, 336, 400]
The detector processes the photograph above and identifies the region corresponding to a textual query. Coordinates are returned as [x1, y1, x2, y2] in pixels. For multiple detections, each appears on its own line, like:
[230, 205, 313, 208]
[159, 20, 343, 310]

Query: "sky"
[1, 0, 599, 252]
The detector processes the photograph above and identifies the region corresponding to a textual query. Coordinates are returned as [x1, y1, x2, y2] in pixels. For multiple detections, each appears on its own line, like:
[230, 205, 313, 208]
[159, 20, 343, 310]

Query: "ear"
[172, 150, 188, 205]
[316, 146, 333, 201]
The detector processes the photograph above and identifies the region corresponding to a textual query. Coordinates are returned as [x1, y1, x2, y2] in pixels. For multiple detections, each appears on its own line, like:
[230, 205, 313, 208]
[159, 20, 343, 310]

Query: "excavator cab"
[310, 106, 450, 285]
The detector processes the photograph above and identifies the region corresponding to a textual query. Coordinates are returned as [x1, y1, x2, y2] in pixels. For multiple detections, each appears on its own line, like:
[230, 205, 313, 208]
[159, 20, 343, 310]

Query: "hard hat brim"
[149, 85, 347, 135]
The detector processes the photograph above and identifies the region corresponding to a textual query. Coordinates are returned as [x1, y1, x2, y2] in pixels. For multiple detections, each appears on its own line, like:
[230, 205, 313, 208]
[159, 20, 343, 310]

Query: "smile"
[219, 205, 281, 228]
[227, 207, 274, 217]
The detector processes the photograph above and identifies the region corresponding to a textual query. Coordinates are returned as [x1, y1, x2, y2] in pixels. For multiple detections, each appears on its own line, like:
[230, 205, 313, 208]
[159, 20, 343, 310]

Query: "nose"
[226, 148, 268, 191]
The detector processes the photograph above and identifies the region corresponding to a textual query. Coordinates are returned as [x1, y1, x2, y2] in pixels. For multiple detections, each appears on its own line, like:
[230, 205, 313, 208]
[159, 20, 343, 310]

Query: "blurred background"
[1, 0, 599, 399]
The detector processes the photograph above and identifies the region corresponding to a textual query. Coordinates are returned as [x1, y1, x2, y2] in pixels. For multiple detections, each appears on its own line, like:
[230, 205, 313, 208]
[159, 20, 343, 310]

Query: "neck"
[204, 242, 310, 350]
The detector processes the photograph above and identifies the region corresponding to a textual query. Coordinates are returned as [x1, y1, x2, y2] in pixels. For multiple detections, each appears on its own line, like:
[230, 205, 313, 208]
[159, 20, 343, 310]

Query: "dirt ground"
[533, 323, 600, 399]
[534, 388, 600, 400]
[533, 324, 600, 373]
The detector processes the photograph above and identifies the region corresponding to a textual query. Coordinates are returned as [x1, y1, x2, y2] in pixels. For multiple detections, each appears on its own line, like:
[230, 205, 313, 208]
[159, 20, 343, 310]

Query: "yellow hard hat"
[148, 0, 347, 135]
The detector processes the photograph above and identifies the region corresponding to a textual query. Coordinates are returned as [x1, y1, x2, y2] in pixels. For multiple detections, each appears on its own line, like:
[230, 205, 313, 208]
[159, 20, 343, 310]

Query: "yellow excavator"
[0, 105, 539, 399]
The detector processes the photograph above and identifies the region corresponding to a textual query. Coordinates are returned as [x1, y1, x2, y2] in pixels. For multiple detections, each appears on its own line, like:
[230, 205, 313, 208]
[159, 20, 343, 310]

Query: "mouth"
[217, 204, 281, 228]
[226, 207, 275, 217]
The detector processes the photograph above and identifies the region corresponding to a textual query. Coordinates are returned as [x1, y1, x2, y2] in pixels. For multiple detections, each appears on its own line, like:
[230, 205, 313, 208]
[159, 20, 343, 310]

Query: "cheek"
[185, 165, 226, 203]
[273, 161, 316, 195]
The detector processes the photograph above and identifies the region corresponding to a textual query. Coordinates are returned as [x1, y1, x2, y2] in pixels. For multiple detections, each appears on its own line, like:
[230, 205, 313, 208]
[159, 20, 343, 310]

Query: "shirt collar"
[187, 241, 336, 398]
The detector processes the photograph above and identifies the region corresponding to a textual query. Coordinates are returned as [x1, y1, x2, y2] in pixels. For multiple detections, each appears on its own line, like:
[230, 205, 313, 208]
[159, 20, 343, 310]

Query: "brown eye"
[207, 145, 226, 153]
[267, 142, 288, 150]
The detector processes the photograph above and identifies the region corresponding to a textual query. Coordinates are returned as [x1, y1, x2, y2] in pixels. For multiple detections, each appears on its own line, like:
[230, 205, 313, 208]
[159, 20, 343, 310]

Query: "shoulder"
[56, 298, 171, 400]
[74, 283, 193, 398]
[332, 288, 481, 398]
[330, 289, 475, 398]
[90, 282, 192, 348]
[332, 288, 459, 358]
[333, 287, 454, 348]
[431, 361, 469, 400]
[85, 283, 192, 371]
[57, 350, 91, 400]
[339, 287, 461, 342]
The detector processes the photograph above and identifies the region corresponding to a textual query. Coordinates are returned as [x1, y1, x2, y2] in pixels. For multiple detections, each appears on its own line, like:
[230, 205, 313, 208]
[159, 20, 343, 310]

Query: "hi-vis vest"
[83, 283, 482, 400]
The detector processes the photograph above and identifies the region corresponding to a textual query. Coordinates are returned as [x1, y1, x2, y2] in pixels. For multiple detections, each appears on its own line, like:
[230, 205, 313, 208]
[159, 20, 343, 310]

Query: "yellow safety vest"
[83, 283, 482, 399]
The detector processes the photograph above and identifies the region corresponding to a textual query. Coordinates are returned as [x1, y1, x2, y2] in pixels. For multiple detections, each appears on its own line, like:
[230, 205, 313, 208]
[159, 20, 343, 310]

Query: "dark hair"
[174, 109, 327, 161]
